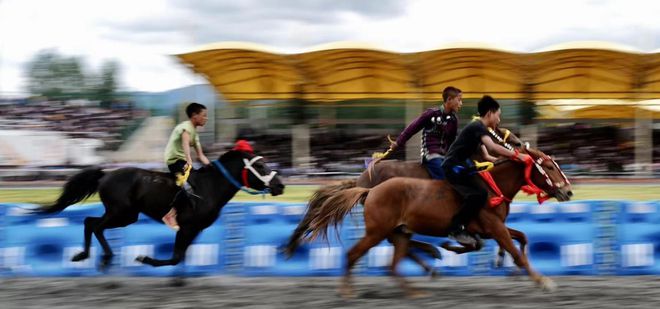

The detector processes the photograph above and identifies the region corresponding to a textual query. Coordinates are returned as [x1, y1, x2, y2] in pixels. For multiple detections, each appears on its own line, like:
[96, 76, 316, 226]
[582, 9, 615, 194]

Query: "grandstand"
[175, 41, 660, 177]
[0, 100, 145, 152]
[1, 41, 659, 179]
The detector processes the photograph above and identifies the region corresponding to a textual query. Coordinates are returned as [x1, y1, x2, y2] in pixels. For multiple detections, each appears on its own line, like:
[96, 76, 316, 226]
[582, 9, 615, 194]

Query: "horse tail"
[306, 187, 370, 243]
[37, 167, 104, 214]
[283, 180, 357, 258]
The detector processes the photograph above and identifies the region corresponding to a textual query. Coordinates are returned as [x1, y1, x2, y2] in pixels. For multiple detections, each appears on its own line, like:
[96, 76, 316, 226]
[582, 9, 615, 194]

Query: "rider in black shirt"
[441, 95, 532, 245]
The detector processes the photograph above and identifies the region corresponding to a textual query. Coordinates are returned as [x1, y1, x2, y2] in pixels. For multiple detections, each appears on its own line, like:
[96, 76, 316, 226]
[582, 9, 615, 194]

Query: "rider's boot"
[447, 212, 478, 246]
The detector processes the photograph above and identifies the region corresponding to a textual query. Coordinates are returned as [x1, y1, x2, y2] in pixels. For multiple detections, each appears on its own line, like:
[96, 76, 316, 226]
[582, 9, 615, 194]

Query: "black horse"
[37, 149, 285, 272]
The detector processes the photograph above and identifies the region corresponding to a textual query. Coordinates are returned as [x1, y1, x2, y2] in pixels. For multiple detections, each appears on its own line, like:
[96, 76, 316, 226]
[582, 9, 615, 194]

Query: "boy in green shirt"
[162, 102, 210, 230]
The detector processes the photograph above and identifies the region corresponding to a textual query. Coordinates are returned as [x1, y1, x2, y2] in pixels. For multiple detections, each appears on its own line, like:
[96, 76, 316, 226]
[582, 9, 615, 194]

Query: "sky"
[1, 0, 659, 95]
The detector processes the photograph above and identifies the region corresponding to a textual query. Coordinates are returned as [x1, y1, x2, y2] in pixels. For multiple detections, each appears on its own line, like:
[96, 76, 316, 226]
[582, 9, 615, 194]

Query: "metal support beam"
[634, 107, 653, 177]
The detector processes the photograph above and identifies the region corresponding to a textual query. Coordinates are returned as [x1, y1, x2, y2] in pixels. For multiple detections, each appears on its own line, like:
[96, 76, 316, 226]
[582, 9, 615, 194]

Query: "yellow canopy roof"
[175, 41, 660, 103]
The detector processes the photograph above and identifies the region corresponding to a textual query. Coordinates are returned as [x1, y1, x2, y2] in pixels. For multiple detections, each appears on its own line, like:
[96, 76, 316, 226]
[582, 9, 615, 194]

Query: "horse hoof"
[429, 270, 440, 281]
[102, 282, 122, 289]
[171, 277, 186, 287]
[71, 252, 89, 262]
[98, 262, 111, 273]
[96, 255, 114, 273]
[135, 256, 147, 263]
[539, 277, 557, 292]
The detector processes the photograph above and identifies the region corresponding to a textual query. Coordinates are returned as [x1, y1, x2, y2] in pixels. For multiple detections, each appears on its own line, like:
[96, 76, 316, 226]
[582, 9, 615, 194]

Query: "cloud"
[96, 0, 407, 48]
[171, 0, 406, 23]
[2, 0, 660, 93]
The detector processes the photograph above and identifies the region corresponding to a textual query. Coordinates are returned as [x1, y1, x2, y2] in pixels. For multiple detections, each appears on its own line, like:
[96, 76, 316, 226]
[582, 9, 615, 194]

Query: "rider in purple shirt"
[390, 86, 462, 179]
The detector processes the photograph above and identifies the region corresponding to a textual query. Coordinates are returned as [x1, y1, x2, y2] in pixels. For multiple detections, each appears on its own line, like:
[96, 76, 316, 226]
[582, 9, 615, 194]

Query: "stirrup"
[182, 182, 202, 200]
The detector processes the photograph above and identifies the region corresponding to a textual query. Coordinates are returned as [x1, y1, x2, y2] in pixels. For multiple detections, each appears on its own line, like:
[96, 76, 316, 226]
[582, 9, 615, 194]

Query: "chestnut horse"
[285, 128, 527, 274]
[304, 146, 572, 297]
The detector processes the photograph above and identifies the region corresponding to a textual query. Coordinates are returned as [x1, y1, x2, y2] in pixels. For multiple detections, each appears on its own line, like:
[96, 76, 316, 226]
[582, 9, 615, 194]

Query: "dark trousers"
[442, 165, 488, 230]
[168, 160, 187, 176]
[424, 157, 445, 180]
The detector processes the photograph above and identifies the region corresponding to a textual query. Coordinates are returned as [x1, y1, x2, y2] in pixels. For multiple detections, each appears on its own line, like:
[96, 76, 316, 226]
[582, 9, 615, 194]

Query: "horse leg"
[341, 233, 385, 299]
[77, 214, 124, 272]
[136, 227, 201, 267]
[406, 251, 439, 279]
[440, 241, 480, 254]
[508, 227, 528, 258]
[409, 239, 442, 259]
[390, 238, 440, 278]
[409, 239, 442, 278]
[390, 232, 428, 298]
[93, 212, 141, 271]
[71, 216, 102, 262]
[490, 221, 556, 291]
[496, 228, 528, 276]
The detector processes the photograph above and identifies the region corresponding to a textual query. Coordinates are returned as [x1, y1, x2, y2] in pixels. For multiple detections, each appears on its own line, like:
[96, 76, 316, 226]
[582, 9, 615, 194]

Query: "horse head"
[520, 146, 573, 202]
[215, 149, 285, 196]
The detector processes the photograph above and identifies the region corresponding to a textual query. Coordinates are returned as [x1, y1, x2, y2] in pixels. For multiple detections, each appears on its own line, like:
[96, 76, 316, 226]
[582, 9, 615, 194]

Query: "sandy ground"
[1, 276, 659, 309]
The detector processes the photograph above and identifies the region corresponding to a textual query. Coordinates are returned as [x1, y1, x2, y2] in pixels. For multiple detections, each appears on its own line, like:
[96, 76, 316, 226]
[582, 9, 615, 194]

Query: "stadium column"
[292, 124, 310, 171]
[634, 105, 652, 177]
[404, 99, 423, 161]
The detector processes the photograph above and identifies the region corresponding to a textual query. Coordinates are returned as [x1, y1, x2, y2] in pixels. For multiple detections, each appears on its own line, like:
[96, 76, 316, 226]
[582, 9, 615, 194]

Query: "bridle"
[212, 156, 277, 195]
[518, 147, 571, 203]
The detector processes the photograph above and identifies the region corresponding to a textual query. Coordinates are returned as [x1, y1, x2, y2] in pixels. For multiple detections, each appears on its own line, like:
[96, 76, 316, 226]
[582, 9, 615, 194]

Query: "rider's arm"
[481, 135, 527, 161]
[481, 145, 498, 162]
[181, 131, 194, 167]
[393, 109, 434, 149]
[195, 143, 210, 165]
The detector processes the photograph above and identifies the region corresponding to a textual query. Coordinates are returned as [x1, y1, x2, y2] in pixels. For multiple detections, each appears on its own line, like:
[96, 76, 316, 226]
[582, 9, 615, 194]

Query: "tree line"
[25, 49, 120, 106]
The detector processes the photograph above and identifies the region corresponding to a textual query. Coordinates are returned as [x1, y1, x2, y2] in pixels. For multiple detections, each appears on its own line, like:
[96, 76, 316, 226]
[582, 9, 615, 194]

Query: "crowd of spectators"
[1, 98, 656, 177]
[0, 100, 147, 151]
[537, 124, 636, 175]
[222, 128, 395, 175]
[218, 123, 656, 177]
[229, 123, 656, 177]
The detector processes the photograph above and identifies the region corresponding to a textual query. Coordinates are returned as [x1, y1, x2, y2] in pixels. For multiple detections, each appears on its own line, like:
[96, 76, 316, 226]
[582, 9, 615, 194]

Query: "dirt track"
[1, 276, 659, 308]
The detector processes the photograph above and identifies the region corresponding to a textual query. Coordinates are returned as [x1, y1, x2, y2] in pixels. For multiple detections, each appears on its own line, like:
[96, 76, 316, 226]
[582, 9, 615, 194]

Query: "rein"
[478, 171, 512, 207]
[513, 148, 569, 204]
[212, 159, 272, 195]
[480, 149, 569, 207]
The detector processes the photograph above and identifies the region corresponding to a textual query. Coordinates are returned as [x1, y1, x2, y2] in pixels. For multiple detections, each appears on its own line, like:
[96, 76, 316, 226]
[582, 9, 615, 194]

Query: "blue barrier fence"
[0, 200, 658, 277]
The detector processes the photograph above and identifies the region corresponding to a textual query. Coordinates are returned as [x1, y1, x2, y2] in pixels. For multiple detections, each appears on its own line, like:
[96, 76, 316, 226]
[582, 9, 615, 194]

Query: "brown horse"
[284, 128, 526, 274]
[304, 146, 572, 298]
